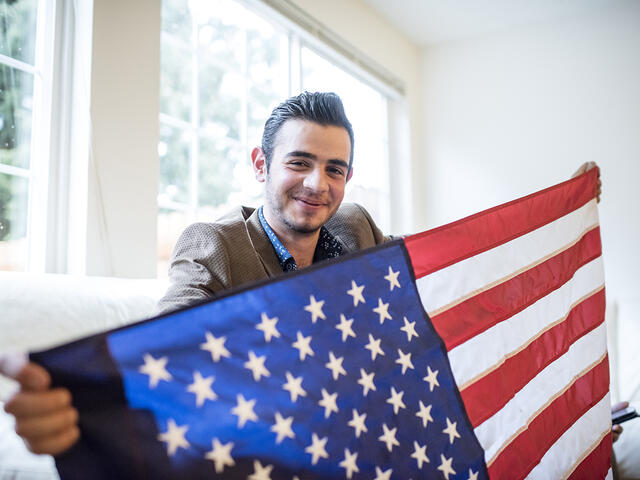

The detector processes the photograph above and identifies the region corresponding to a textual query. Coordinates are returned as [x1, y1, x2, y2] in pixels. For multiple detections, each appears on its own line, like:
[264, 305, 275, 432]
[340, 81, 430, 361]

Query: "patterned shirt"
[257, 206, 344, 272]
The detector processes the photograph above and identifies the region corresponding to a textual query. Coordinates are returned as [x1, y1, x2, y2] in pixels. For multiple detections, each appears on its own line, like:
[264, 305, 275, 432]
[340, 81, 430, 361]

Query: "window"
[0, 0, 52, 272]
[158, 0, 393, 276]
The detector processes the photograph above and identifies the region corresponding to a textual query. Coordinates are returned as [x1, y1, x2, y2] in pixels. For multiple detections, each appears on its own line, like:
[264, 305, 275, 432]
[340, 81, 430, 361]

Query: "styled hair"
[261, 91, 354, 171]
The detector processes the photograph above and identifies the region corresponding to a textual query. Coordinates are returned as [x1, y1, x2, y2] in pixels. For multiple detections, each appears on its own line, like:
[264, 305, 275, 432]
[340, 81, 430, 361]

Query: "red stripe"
[566, 432, 612, 480]
[487, 354, 610, 480]
[431, 227, 601, 350]
[461, 288, 605, 427]
[405, 168, 599, 279]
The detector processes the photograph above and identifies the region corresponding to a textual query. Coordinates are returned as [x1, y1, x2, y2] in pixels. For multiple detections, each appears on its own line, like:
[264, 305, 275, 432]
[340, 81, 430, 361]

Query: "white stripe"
[475, 322, 608, 462]
[606, 468, 613, 480]
[525, 393, 611, 479]
[417, 199, 599, 314]
[448, 257, 604, 387]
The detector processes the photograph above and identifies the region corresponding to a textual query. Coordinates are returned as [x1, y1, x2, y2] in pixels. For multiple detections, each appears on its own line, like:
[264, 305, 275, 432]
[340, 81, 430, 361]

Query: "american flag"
[33, 168, 608, 479]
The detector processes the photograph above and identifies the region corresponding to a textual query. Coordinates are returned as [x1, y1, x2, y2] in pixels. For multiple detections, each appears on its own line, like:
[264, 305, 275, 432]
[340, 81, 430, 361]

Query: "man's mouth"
[294, 197, 326, 208]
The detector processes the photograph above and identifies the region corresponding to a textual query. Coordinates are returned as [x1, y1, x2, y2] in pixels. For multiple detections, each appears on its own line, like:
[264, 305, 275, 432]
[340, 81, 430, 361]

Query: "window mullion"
[190, 17, 200, 222]
[288, 32, 301, 96]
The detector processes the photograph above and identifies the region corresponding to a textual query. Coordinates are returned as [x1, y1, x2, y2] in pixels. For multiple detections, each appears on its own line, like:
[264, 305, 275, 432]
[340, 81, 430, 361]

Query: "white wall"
[420, 2, 640, 399]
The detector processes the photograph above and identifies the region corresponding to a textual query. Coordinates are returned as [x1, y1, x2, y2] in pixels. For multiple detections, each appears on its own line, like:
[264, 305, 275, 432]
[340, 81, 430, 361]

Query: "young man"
[2, 92, 389, 456]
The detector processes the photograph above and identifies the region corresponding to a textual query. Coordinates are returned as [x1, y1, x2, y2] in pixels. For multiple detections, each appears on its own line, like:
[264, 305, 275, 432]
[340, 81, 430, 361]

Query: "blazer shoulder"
[326, 203, 389, 251]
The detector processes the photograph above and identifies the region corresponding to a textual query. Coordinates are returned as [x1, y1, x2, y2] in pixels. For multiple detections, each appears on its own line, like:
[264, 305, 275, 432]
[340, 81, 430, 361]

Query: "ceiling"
[362, 0, 631, 46]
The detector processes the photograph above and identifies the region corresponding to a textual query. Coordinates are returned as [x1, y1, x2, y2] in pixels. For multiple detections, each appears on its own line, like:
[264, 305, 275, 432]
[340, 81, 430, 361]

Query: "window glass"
[0, 171, 28, 271]
[0, 63, 33, 169]
[0, 0, 38, 65]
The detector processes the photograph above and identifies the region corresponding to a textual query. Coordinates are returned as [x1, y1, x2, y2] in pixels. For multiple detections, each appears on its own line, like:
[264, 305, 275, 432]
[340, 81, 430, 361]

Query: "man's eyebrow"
[285, 150, 317, 160]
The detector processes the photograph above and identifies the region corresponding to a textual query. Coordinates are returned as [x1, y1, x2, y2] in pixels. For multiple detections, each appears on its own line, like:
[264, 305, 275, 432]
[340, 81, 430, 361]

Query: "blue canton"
[258, 206, 344, 272]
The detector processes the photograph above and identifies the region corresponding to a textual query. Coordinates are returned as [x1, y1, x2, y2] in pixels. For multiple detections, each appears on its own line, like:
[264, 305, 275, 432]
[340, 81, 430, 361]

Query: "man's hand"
[572, 161, 602, 203]
[612, 401, 629, 444]
[1, 357, 79, 455]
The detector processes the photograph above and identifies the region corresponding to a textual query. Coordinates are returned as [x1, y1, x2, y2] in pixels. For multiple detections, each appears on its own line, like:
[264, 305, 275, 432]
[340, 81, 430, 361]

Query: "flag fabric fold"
[32, 168, 610, 479]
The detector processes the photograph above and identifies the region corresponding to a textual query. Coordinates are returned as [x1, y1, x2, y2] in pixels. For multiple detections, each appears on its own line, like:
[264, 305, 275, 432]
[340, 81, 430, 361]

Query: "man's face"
[258, 119, 351, 236]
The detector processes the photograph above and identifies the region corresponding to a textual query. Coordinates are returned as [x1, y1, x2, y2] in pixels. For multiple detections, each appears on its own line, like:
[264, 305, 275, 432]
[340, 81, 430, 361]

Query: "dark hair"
[261, 91, 354, 171]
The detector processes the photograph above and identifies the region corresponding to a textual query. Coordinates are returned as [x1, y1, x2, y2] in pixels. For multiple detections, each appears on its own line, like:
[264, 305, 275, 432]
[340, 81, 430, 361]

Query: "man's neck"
[262, 208, 320, 269]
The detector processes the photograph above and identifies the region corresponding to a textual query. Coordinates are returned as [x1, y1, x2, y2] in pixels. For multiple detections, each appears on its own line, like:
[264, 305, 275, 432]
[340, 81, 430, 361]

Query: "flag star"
[248, 460, 274, 480]
[292, 331, 314, 361]
[204, 438, 234, 473]
[384, 266, 401, 290]
[200, 332, 231, 362]
[256, 312, 280, 343]
[187, 371, 217, 407]
[139, 353, 172, 388]
[305, 433, 329, 465]
[443, 417, 461, 444]
[378, 423, 400, 452]
[346, 280, 365, 306]
[271, 412, 295, 444]
[335, 314, 356, 342]
[416, 401, 434, 428]
[157, 418, 189, 456]
[365, 334, 385, 361]
[325, 351, 347, 380]
[348, 409, 368, 438]
[244, 351, 270, 382]
[437, 454, 456, 480]
[231, 394, 258, 428]
[411, 441, 430, 469]
[395, 348, 414, 374]
[374, 467, 393, 480]
[423, 365, 440, 392]
[386, 387, 406, 414]
[318, 388, 339, 418]
[372, 298, 392, 324]
[304, 295, 326, 323]
[400, 316, 419, 341]
[357, 368, 376, 396]
[339, 449, 359, 479]
[283, 371, 307, 402]
[468, 469, 479, 480]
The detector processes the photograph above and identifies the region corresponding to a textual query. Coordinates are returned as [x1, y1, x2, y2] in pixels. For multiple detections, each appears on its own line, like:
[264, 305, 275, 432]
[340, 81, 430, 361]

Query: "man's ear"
[346, 166, 353, 182]
[251, 147, 267, 183]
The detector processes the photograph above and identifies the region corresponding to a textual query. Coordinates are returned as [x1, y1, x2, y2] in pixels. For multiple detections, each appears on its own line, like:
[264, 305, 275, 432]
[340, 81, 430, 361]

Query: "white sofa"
[1, 272, 638, 479]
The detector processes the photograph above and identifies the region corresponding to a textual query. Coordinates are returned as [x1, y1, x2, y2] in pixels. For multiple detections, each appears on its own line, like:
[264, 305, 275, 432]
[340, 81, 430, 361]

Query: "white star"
[443, 417, 461, 444]
[339, 448, 359, 479]
[304, 295, 326, 323]
[318, 388, 339, 418]
[468, 469, 479, 480]
[423, 365, 440, 392]
[305, 433, 329, 465]
[270, 412, 295, 444]
[437, 454, 456, 480]
[244, 351, 270, 382]
[325, 351, 347, 380]
[365, 334, 385, 361]
[395, 348, 414, 374]
[139, 353, 172, 388]
[335, 314, 356, 342]
[347, 409, 368, 438]
[386, 387, 406, 414]
[346, 280, 365, 306]
[372, 298, 392, 324]
[357, 368, 376, 396]
[378, 423, 400, 452]
[282, 371, 307, 402]
[204, 438, 234, 473]
[248, 460, 274, 480]
[256, 312, 280, 342]
[416, 401, 434, 428]
[292, 331, 314, 361]
[200, 332, 231, 362]
[157, 418, 189, 456]
[231, 394, 258, 428]
[374, 467, 392, 480]
[384, 266, 401, 290]
[400, 316, 419, 341]
[411, 441, 430, 468]
[186, 371, 217, 407]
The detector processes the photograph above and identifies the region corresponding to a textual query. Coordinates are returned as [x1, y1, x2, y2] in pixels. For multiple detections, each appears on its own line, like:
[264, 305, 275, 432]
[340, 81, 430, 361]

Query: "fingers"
[612, 424, 623, 443]
[23, 424, 80, 456]
[14, 406, 78, 441]
[14, 362, 52, 391]
[612, 401, 629, 413]
[4, 388, 71, 417]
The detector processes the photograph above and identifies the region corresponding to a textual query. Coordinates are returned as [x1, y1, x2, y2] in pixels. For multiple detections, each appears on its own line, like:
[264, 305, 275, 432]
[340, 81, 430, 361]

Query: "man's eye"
[329, 168, 345, 176]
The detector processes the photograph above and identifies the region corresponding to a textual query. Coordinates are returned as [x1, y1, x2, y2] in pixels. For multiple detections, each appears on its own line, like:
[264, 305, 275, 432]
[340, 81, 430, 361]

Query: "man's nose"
[303, 167, 329, 192]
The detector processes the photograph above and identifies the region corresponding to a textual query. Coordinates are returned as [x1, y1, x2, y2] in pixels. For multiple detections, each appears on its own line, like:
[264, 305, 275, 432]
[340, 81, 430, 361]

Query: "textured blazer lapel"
[245, 209, 282, 278]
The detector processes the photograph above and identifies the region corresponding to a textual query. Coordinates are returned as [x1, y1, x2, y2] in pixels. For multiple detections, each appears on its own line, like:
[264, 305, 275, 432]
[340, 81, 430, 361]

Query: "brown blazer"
[157, 203, 388, 314]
